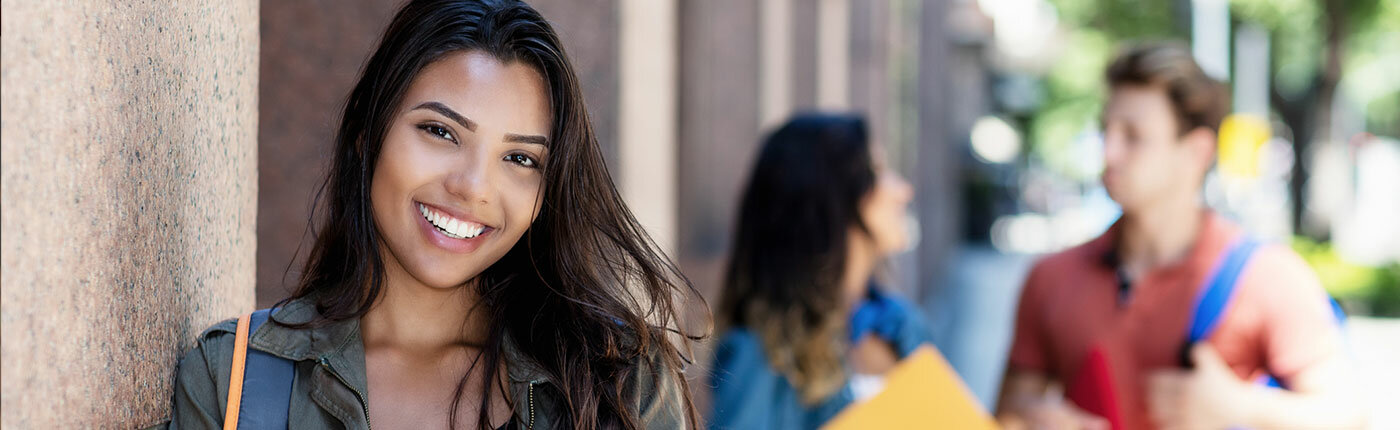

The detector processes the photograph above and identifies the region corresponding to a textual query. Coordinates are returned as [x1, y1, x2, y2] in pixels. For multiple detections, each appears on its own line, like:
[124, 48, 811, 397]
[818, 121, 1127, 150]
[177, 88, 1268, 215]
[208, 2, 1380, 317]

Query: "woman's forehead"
[401, 51, 552, 139]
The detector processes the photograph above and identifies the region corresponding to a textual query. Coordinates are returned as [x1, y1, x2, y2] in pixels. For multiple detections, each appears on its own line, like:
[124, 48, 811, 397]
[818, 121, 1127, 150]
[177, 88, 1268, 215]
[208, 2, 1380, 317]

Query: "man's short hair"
[1105, 42, 1230, 136]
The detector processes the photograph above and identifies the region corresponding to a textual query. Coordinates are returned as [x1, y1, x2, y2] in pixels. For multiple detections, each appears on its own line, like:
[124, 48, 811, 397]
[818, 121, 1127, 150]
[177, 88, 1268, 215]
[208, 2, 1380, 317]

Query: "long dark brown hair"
[718, 113, 874, 405]
[279, 1, 705, 428]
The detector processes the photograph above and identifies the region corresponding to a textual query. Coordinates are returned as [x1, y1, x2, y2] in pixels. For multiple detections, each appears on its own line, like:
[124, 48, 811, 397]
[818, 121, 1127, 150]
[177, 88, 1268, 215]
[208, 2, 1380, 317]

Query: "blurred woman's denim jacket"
[708, 286, 934, 430]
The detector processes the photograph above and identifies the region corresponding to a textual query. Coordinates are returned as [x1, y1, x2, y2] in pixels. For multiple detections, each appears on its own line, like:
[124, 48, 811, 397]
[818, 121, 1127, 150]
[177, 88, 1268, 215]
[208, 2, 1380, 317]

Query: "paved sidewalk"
[924, 244, 1035, 409]
[1348, 317, 1400, 430]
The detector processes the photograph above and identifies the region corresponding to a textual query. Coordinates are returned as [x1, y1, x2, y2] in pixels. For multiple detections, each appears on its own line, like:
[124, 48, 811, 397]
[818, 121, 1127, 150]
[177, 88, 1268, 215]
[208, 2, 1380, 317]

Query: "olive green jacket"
[166, 298, 688, 429]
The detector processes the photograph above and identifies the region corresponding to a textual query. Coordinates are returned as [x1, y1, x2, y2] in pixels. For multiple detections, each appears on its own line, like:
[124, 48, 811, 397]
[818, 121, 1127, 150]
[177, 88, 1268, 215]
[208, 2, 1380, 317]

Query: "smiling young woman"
[169, 1, 705, 429]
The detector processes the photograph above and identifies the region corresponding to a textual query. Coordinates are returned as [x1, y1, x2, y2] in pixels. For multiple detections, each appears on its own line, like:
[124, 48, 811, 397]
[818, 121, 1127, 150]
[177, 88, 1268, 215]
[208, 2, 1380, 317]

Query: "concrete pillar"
[789, 0, 820, 110]
[916, 0, 960, 302]
[848, 0, 892, 149]
[677, 0, 763, 299]
[618, 0, 680, 256]
[816, 0, 851, 110]
[760, 0, 794, 130]
[0, 1, 259, 428]
[531, 0, 622, 170]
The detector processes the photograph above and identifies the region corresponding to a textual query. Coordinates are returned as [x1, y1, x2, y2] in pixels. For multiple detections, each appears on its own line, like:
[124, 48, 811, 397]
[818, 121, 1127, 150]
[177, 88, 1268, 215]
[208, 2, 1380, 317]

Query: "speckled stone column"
[0, 1, 258, 428]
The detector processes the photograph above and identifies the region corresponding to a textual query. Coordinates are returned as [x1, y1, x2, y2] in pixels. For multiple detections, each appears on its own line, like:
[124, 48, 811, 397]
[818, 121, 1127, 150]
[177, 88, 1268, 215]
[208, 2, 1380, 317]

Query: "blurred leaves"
[1293, 236, 1400, 317]
[1052, 0, 1182, 39]
[1029, 0, 1400, 175]
[1232, 0, 1400, 136]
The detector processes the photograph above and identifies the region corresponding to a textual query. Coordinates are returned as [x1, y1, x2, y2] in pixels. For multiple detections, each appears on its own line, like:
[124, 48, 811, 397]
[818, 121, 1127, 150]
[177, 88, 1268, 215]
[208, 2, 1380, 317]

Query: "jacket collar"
[248, 298, 370, 396]
[248, 298, 358, 361]
[248, 297, 555, 384]
[501, 332, 550, 383]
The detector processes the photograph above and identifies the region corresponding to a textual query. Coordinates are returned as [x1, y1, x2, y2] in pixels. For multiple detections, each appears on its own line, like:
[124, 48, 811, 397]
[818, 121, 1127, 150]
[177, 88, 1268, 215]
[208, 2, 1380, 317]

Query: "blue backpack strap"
[237, 308, 294, 430]
[1187, 238, 1262, 344]
[1185, 238, 1349, 392]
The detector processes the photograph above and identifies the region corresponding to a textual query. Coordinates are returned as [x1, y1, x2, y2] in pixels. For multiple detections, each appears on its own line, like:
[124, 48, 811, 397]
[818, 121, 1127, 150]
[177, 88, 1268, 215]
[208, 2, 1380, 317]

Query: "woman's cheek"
[501, 172, 545, 235]
[878, 200, 910, 253]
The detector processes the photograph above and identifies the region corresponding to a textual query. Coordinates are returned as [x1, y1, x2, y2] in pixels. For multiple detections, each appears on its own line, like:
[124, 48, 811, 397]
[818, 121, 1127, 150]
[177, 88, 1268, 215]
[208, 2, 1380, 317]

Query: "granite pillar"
[1, 1, 259, 427]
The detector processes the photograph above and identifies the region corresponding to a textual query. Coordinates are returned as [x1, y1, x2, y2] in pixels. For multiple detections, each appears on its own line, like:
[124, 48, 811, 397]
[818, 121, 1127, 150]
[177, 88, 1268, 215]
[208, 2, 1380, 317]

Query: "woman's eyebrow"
[411, 101, 477, 132]
[505, 133, 548, 146]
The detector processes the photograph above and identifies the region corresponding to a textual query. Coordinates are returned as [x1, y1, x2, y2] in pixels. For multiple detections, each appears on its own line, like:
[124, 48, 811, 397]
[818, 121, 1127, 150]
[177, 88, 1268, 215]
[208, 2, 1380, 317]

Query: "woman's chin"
[408, 268, 483, 290]
[874, 230, 910, 256]
[393, 248, 495, 290]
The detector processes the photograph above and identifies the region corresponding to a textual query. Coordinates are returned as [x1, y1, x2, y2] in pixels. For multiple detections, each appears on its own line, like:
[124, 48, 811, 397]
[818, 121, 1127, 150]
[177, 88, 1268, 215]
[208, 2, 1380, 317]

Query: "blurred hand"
[1147, 344, 1252, 430]
[1008, 398, 1110, 430]
[849, 335, 899, 375]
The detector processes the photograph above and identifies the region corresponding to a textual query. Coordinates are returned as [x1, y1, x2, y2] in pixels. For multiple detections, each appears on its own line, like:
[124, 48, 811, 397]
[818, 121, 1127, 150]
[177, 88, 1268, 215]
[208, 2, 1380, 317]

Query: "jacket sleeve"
[169, 319, 237, 430]
[710, 330, 864, 429]
[708, 330, 779, 430]
[634, 344, 691, 430]
[863, 289, 934, 358]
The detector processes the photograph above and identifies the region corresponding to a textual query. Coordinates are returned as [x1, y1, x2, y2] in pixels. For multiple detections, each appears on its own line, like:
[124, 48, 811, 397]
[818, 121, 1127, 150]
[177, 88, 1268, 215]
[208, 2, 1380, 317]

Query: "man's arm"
[1242, 246, 1368, 429]
[1148, 344, 1367, 429]
[1245, 349, 1368, 429]
[996, 368, 1048, 429]
[997, 368, 1107, 430]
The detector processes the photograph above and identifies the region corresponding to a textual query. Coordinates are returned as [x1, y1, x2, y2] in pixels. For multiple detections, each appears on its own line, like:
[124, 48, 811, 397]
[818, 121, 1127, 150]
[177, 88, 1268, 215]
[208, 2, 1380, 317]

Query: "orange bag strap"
[223, 313, 252, 430]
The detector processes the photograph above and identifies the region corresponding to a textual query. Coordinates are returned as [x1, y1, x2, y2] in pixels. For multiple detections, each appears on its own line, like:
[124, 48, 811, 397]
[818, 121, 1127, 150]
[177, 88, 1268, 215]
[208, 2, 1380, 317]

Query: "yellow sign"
[1217, 113, 1272, 178]
[824, 346, 999, 429]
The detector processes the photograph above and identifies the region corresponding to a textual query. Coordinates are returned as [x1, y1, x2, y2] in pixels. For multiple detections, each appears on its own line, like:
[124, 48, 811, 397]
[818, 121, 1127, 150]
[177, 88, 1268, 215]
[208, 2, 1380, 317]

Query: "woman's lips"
[414, 201, 493, 253]
[419, 202, 486, 238]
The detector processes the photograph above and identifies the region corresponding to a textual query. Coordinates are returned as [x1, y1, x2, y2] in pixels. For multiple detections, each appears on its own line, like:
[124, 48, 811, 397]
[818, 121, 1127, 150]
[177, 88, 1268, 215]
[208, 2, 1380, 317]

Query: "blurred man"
[995, 43, 1366, 430]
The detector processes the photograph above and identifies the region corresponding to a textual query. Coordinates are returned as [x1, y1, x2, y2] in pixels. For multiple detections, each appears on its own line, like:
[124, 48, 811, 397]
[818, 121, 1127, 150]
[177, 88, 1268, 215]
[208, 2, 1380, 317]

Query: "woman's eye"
[418, 124, 455, 142]
[504, 153, 538, 168]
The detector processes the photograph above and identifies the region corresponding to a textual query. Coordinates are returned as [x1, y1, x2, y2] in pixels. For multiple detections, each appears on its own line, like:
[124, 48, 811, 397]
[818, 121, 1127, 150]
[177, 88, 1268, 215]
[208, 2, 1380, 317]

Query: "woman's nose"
[443, 152, 492, 206]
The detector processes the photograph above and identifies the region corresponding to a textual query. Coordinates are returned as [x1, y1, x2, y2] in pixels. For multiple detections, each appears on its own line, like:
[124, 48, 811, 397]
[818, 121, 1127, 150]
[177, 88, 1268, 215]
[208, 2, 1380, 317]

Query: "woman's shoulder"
[625, 340, 691, 428]
[715, 327, 762, 351]
[177, 298, 320, 378]
[170, 316, 243, 428]
[501, 329, 693, 428]
[180, 315, 242, 379]
[711, 327, 774, 372]
[175, 304, 276, 382]
[187, 297, 317, 352]
[195, 316, 242, 344]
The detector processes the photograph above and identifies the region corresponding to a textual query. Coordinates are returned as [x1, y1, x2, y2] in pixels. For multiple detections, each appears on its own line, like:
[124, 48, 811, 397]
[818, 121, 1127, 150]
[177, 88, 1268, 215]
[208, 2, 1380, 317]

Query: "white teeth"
[418, 203, 485, 239]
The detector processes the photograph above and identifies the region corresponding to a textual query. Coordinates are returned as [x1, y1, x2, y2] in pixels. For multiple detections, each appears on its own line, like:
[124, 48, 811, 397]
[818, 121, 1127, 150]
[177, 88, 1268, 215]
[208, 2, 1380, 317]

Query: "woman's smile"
[414, 200, 495, 254]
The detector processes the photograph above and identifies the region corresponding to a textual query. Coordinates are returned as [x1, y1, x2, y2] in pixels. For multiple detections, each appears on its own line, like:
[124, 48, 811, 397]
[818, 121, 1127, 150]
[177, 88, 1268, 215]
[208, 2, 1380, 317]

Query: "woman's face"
[370, 51, 551, 289]
[858, 144, 914, 257]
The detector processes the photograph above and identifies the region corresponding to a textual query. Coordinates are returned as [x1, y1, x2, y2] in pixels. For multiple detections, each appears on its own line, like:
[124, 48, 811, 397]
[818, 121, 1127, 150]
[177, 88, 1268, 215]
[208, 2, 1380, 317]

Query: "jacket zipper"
[318, 356, 373, 430]
[527, 381, 536, 429]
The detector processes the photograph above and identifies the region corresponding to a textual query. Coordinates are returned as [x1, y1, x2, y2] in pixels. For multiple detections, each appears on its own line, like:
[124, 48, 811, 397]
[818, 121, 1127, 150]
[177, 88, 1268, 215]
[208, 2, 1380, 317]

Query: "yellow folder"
[823, 345, 999, 429]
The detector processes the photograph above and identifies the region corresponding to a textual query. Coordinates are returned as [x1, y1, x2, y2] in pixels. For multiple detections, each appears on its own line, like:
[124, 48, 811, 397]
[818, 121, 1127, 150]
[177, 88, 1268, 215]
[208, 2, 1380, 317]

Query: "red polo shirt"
[1007, 212, 1344, 430]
